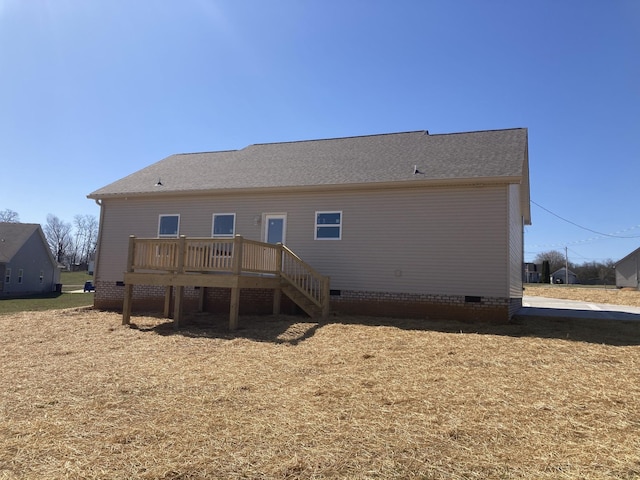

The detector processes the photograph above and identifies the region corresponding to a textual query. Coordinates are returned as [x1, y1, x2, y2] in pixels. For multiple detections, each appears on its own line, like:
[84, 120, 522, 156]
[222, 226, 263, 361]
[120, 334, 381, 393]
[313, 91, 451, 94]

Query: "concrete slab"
[517, 296, 640, 322]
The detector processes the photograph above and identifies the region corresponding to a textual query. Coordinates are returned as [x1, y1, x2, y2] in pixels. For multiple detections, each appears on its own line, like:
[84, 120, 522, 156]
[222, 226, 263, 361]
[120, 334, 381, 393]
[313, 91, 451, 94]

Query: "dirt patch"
[525, 284, 640, 307]
[1, 308, 639, 479]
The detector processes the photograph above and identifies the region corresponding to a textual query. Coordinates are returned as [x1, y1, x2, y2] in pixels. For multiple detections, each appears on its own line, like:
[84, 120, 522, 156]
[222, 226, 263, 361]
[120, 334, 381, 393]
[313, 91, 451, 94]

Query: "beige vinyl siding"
[508, 183, 524, 298]
[97, 184, 511, 298]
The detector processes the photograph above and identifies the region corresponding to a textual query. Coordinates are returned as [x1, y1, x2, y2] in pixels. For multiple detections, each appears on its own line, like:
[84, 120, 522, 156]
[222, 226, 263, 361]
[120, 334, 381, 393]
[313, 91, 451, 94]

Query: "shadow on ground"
[129, 309, 640, 347]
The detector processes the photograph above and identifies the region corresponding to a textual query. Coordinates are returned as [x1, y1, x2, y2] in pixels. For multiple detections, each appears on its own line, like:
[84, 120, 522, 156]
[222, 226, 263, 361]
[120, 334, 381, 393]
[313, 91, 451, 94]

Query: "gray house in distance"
[88, 128, 531, 323]
[615, 247, 640, 290]
[0, 223, 60, 297]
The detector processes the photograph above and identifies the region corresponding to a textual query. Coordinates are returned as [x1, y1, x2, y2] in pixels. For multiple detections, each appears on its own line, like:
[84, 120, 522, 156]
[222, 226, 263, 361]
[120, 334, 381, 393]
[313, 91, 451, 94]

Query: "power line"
[531, 200, 640, 238]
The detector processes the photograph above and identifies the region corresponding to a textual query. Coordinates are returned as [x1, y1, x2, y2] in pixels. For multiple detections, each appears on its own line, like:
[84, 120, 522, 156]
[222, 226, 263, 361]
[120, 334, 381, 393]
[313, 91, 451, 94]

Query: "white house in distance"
[0, 223, 60, 296]
[615, 247, 640, 290]
[87, 128, 531, 323]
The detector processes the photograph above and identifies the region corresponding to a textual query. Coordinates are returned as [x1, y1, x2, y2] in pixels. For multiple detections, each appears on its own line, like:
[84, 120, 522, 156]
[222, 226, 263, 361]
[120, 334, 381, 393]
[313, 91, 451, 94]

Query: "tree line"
[1, 208, 98, 268]
[532, 250, 616, 285]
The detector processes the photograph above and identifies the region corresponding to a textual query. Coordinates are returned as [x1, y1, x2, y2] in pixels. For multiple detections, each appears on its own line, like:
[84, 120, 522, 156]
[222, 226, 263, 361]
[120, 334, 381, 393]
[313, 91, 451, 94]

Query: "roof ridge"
[174, 149, 238, 156]
[430, 127, 526, 137]
[248, 130, 428, 148]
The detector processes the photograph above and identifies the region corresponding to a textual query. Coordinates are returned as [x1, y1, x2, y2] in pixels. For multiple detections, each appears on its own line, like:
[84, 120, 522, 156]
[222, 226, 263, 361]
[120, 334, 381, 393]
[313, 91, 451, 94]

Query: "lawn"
[1, 302, 639, 479]
[0, 293, 94, 315]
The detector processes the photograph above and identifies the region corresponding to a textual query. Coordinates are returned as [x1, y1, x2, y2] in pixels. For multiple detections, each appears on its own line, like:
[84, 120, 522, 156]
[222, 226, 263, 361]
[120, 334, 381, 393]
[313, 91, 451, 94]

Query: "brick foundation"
[95, 280, 520, 323]
[329, 290, 518, 323]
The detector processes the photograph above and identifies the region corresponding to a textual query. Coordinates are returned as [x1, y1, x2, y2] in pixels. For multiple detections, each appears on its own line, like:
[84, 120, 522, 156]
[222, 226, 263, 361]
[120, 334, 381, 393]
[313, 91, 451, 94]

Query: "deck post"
[122, 235, 136, 325]
[163, 286, 173, 318]
[229, 235, 244, 330]
[321, 276, 331, 319]
[273, 242, 283, 315]
[174, 286, 184, 328]
[198, 287, 206, 312]
[173, 235, 187, 328]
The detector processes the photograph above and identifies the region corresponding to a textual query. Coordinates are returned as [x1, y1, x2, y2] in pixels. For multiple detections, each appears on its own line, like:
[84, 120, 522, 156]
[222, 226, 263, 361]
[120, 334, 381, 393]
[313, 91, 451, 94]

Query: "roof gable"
[88, 128, 529, 198]
[0, 223, 42, 263]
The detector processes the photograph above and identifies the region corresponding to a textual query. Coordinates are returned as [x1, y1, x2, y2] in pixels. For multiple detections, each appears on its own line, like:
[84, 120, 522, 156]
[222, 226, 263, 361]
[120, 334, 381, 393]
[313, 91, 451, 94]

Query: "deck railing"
[127, 235, 329, 313]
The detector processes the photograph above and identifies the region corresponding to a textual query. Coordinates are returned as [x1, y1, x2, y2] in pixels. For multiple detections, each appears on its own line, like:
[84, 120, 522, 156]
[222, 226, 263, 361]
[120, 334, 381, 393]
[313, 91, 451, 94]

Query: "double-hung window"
[4, 268, 10, 284]
[158, 214, 180, 238]
[315, 211, 342, 240]
[212, 213, 236, 238]
[17, 269, 23, 284]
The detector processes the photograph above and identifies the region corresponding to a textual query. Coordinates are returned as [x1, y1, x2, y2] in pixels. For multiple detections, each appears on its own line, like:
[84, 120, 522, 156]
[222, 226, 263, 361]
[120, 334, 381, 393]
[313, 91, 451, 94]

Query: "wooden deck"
[122, 235, 330, 329]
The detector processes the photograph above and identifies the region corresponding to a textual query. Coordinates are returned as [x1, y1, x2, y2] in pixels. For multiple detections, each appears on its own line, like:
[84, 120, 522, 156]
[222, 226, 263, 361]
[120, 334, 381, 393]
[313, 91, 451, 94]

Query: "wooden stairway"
[281, 282, 324, 318]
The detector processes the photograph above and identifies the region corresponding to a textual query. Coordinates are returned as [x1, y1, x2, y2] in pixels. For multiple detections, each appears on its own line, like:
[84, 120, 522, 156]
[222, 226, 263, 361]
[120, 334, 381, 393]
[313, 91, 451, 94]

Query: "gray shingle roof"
[88, 128, 528, 198]
[0, 223, 41, 263]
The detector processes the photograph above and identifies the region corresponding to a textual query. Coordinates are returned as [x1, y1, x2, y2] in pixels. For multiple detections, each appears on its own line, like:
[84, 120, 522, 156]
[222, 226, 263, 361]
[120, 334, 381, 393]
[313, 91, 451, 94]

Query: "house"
[87, 128, 531, 324]
[0, 223, 60, 296]
[614, 247, 640, 290]
[524, 262, 541, 283]
[551, 267, 578, 284]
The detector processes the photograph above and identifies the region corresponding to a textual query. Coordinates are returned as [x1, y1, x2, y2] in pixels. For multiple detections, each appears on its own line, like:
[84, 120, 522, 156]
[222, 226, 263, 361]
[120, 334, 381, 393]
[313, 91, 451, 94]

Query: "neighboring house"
[524, 263, 541, 283]
[87, 128, 531, 322]
[614, 247, 640, 290]
[0, 223, 60, 296]
[551, 267, 578, 284]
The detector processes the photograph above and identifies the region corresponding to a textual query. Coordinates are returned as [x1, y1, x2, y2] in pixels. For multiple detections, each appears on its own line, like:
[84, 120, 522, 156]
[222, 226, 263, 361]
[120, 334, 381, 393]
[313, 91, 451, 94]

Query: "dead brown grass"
[1, 307, 640, 479]
[525, 284, 640, 307]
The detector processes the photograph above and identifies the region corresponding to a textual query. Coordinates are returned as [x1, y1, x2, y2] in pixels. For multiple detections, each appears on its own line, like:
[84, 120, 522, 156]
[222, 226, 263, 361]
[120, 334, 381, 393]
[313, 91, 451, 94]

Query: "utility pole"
[565, 246, 569, 285]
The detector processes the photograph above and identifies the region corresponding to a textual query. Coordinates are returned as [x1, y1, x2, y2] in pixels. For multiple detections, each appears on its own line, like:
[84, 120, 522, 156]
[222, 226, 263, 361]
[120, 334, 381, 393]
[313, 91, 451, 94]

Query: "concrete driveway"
[517, 295, 640, 322]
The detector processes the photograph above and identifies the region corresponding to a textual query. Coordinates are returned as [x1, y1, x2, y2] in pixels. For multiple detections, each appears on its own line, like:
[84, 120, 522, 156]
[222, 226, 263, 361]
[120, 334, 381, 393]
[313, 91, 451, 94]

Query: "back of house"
[88, 128, 531, 322]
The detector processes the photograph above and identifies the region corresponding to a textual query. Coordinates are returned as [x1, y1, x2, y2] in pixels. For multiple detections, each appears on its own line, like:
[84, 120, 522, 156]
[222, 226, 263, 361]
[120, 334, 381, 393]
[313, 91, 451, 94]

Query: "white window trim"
[158, 214, 180, 238]
[212, 213, 236, 238]
[4, 268, 11, 284]
[314, 210, 342, 240]
[17, 269, 23, 284]
[264, 213, 287, 244]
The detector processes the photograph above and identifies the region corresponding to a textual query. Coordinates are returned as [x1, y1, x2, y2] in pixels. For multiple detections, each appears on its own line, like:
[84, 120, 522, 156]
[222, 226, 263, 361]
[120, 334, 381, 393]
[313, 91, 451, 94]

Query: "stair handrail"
[279, 244, 330, 315]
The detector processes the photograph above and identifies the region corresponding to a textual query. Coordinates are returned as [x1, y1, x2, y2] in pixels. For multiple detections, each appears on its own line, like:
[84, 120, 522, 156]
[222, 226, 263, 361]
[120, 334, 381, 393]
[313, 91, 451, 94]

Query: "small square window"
[158, 215, 180, 238]
[315, 211, 342, 240]
[212, 213, 236, 237]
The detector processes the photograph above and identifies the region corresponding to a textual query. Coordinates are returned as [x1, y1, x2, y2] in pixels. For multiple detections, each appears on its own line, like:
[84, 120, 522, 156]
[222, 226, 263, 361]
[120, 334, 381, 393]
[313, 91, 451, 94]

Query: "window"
[18, 269, 23, 284]
[158, 214, 180, 238]
[212, 213, 236, 237]
[4, 268, 10, 284]
[315, 211, 342, 240]
[40, 271, 44, 284]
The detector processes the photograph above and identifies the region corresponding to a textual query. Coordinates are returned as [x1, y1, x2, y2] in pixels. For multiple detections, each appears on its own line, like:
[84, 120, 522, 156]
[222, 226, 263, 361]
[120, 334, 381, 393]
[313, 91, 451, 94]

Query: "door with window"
[264, 214, 286, 244]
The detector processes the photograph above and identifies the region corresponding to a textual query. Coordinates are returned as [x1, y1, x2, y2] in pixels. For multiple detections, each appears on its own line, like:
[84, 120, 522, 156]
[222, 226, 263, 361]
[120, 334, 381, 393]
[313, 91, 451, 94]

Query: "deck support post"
[172, 235, 187, 328]
[321, 276, 331, 319]
[174, 286, 184, 328]
[122, 235, 136, 326]
[198, 287, 206, 312]
[273, 242, 283, 315]
[229, 235, 244, 330]
[122, 284, 133, 325]
[163, 286, 173, 318]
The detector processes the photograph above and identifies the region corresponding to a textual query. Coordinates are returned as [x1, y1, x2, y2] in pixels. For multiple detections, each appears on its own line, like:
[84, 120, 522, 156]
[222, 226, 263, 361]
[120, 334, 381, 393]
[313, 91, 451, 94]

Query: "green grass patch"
[60, 271, 94, 291]
[0, 292, 94, 315]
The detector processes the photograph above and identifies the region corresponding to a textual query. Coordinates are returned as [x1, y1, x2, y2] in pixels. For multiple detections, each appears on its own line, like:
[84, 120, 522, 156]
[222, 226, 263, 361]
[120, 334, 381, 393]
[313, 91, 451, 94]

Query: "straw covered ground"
[1, 299, 640, 478]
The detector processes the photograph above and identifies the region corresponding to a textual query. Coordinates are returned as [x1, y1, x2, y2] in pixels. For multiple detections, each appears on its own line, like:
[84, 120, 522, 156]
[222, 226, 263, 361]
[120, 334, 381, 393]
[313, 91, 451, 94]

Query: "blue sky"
[1, 0, 638, 264]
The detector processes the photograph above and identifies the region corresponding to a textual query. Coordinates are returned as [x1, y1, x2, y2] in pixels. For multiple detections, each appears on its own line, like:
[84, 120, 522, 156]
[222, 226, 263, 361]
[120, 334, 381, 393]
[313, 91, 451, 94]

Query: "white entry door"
[265, 214, 286, 244]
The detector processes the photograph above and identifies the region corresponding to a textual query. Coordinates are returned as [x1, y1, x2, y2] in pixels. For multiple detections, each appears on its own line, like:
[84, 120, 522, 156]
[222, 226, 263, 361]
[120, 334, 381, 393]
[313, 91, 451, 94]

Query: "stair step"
[282, 285, 322, 318]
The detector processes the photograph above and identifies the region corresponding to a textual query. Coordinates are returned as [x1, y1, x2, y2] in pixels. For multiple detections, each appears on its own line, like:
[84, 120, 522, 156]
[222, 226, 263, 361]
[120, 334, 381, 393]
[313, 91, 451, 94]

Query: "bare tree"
[73, 214, 98, 264]
[44, 214, 73, 264]
[0, 209, 20, 222]
[534, 250, 568, 274]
